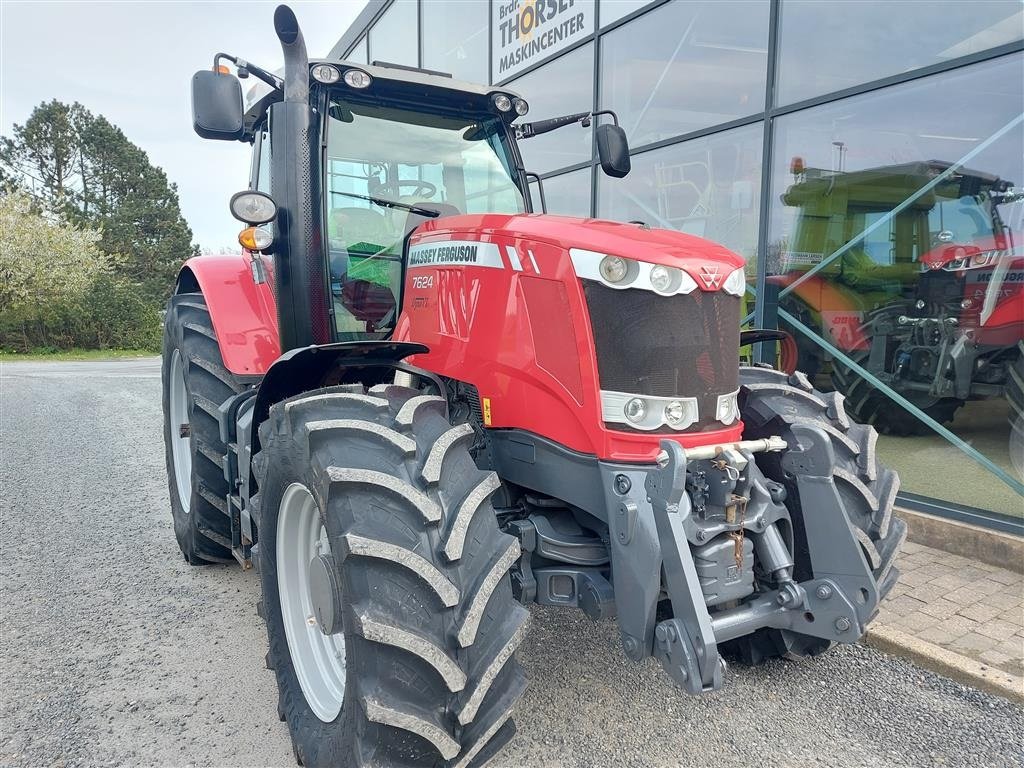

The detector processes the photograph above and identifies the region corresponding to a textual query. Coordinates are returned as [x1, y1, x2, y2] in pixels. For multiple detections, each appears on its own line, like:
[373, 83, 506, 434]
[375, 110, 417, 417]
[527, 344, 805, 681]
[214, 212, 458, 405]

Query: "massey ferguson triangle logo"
[698, 265, 722, 289]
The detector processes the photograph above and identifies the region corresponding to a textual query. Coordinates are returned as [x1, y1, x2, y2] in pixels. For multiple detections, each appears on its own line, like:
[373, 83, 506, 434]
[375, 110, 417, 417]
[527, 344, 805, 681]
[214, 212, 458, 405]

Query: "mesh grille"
[582, 281, 741, 432]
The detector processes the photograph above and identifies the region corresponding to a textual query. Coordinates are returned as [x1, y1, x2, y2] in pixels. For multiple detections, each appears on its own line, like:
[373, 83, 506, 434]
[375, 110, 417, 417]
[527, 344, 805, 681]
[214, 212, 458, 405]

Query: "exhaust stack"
[270, 4, 329, 351]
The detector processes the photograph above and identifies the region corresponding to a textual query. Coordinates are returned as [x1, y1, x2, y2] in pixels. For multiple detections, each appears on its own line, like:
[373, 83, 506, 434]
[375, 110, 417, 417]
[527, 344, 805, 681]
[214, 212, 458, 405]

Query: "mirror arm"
[214, 53, 283, 92]
[590, 109, 621, 127]
[517, 111, 592, 139]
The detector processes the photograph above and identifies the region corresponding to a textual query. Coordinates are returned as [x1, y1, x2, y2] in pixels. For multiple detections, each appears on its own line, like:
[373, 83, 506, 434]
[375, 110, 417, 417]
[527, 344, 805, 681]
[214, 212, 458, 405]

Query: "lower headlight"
[716, 391, 740, 425]
[624, 398, 647, 424]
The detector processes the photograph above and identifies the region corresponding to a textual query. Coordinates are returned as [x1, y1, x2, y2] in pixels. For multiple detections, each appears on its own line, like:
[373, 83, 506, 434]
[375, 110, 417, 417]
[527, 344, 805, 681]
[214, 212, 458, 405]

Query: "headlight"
[343, 69, 372, 89]
[624, 398, 646, 424]
[311, 64, 340, 84]
[716, 391, 740, 425]
[600, 256, 630, 283]
[513, 98, 529, 116]
[493, 93, 512, 112]
[229, 190, 277, 225]
[723, 267, 747, 296]
[649, 265, 682, 295]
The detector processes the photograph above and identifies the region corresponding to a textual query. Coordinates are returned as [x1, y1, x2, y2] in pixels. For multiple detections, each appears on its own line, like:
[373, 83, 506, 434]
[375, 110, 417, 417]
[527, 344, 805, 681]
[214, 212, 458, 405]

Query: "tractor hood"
[409, 213, 746, 272]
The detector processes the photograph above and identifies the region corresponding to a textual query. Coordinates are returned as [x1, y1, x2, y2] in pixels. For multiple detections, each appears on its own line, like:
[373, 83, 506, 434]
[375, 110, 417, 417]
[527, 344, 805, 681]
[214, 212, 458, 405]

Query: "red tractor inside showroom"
[164, 6, 905, 766]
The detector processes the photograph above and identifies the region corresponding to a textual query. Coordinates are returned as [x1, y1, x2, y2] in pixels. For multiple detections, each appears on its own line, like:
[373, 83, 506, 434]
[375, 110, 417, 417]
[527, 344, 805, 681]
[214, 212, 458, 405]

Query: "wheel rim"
[169, 349, 192, 510]
[277, 482, 346, 722]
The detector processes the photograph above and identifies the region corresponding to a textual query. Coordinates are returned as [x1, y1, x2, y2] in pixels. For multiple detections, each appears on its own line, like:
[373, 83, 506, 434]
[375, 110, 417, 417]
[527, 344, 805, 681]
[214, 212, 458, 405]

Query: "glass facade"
[341, 0, 1024, 522]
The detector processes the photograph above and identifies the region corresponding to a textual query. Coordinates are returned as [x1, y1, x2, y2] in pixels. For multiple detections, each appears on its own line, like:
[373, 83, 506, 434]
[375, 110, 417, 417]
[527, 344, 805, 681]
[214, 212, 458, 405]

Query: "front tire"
[161, 293, 249, 564]
[253, 384, 528, 767]
[723, 366, 907, 664]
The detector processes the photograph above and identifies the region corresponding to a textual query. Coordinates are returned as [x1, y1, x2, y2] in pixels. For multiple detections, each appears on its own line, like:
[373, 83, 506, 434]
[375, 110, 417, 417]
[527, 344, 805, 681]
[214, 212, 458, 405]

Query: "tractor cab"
[192, 35, 628, 350]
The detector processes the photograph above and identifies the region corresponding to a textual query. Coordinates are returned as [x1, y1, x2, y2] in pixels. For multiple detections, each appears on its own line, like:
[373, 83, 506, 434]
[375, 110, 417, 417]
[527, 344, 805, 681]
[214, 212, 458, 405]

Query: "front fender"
[176, 253, 280, 376]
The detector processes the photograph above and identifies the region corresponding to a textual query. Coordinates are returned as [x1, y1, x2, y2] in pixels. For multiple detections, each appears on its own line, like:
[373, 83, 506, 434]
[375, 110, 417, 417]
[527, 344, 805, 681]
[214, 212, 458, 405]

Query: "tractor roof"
[243, 58, 523, 136]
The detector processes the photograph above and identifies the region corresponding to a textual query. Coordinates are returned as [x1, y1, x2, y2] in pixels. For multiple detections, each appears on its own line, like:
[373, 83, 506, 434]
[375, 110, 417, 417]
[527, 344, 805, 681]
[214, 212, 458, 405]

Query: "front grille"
[582, 281, 741, 432]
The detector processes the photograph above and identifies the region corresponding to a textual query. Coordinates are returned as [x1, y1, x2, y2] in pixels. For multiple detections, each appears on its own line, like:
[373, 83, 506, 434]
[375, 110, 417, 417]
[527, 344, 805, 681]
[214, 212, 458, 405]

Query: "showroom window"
[768, 54, 1024, 513]
[534, 168, 593, 217]
[508, 44, 596, 175]
[598, 122, 763, 266]
[368, 0, 418, 68]
[347, 36, 368, 65]
[600, 0, 653, 27]
[776, 0, 1024, 105]
[599, 0, 769, 147]
[421, 0, 488, 82]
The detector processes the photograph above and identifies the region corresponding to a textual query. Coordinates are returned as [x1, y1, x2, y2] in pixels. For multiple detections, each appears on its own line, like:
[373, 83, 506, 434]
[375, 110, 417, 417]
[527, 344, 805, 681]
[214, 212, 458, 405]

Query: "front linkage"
[526, 367, 905, 694]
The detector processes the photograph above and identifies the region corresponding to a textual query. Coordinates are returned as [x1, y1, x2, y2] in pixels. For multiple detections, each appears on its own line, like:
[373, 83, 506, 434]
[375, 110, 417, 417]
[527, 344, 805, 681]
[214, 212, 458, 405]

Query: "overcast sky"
[0, 0, 365, 250]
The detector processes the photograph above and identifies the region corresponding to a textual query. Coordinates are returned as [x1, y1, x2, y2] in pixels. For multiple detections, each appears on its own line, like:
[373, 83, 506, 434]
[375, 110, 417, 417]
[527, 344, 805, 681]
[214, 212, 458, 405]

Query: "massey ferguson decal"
[408, 240, 505, 268]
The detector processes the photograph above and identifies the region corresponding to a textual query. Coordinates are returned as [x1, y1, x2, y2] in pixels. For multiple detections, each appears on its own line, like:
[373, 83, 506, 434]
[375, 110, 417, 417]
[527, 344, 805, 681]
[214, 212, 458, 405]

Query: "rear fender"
[176, 253, 280, 376]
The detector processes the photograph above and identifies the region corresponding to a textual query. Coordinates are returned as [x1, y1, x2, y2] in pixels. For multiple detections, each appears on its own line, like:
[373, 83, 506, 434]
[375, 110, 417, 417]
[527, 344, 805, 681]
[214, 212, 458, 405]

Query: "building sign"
[492, 0, 595, 80]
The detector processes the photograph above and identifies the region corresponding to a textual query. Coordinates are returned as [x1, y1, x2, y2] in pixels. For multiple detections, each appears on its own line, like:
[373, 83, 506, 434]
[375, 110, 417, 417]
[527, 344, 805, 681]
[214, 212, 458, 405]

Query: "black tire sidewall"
[257, 436, 360, 768]
[161, 299, 200, 558]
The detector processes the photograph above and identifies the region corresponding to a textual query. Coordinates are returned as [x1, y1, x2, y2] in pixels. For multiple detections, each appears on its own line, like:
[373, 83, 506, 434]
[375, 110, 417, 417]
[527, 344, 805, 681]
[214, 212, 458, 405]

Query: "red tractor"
[165, 7, 904, 766]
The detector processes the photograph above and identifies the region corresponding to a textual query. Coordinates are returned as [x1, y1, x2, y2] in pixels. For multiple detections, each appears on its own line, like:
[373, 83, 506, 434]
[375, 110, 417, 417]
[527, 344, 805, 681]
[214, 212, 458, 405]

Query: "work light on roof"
[493, 93, 512, 112]
[343, 69, 372, 89]
[513, 98, 529, 116]
[311, 64, 340, 84]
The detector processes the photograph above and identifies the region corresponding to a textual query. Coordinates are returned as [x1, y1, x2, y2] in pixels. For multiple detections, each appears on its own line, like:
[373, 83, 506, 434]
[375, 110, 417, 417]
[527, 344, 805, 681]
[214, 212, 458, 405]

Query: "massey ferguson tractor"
[164, 6, 905, 766]
[776, 160, 1024, 435]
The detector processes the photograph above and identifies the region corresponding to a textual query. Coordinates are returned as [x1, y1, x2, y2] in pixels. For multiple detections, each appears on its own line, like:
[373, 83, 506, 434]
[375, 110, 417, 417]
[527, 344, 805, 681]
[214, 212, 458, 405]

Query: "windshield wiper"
[330, 190, 440, 218]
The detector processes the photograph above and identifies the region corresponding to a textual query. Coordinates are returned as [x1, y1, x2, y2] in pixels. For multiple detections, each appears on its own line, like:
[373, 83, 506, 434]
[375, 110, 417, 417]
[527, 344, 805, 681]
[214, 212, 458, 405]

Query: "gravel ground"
[1, 358, 1021, 767]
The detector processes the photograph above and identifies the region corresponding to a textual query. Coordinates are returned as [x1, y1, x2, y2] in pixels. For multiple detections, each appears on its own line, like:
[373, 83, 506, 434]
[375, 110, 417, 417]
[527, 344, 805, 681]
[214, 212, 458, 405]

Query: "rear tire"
[253, 384, 528, 767]
[722, 366, 907, 665]
[161, 293, 250, 564]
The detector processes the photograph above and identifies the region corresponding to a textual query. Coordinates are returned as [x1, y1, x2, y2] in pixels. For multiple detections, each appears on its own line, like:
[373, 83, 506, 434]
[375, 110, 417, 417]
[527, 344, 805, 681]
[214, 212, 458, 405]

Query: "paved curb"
[864, 624, 1024, 704]
[897, 506, 1024, 574]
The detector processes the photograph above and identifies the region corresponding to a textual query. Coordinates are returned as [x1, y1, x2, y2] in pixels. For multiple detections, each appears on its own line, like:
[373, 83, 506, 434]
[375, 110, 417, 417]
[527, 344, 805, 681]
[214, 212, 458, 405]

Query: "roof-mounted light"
[493, 93, 512, 112]
[513, 98, 529, 116]
[343, 68, 372, 89]
[311, 64, 340, 84]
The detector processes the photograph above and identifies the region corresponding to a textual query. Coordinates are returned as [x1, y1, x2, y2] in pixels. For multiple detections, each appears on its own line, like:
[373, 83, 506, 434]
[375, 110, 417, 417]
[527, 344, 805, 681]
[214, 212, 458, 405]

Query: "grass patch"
[0, 347, 157, 362]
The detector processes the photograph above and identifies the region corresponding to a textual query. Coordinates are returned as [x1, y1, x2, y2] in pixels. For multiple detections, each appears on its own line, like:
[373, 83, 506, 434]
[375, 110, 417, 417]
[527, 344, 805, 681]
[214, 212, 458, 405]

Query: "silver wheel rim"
[277, 482, 346, 722]
[169, 349, 192, 510]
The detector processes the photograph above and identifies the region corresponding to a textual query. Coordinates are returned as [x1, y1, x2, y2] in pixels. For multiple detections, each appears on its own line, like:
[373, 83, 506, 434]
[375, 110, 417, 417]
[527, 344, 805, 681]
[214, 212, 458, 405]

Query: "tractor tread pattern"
[726, 366, 906, 665]
[161, 293, 251, 564]
[253, 384, 527, 768]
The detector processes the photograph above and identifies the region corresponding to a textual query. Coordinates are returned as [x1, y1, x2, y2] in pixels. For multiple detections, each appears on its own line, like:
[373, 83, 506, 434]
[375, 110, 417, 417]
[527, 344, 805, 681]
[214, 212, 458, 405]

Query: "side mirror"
[192, 70, 244, 141]
[596, 123, 630, 178]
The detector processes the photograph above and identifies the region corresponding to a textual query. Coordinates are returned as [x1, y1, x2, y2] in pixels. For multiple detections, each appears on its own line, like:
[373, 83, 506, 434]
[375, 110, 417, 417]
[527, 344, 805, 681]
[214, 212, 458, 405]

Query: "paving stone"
[873, 542, 1023, 681]
[975, 619, 1021, 642]
[957, 602, 1002, 623]
[987, 569, 1023, 586]
[917, 598, 961, 620]
[949, 632, 998, 655]
[892, 611, 940, 632]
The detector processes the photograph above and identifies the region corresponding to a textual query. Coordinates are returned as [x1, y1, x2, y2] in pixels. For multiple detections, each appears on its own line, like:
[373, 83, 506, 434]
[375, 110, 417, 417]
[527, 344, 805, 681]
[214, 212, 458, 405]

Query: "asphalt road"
[2, 358, 1021, 768]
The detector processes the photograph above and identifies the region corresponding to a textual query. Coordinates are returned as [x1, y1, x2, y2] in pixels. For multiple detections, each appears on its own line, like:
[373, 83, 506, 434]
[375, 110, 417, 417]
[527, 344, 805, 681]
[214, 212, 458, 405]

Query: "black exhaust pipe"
[270, 4, 329, 351]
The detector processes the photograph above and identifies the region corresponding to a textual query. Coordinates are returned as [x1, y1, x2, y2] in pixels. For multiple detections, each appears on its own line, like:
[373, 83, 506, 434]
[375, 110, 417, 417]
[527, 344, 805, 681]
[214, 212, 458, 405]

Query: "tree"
[0, 100, 85, 213]
[1, 100, 198, 304]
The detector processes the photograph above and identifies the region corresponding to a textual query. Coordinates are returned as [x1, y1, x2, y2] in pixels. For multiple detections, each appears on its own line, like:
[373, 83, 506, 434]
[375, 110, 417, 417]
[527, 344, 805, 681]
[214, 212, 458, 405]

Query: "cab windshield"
[324, 98, 526, 340]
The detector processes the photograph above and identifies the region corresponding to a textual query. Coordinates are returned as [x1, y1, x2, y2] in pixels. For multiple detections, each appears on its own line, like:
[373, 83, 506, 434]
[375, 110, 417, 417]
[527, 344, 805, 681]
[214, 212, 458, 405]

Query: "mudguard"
[176, 253, 280, 376]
